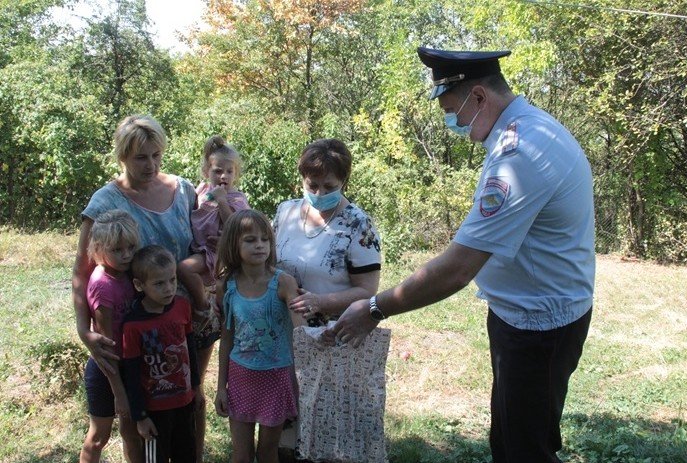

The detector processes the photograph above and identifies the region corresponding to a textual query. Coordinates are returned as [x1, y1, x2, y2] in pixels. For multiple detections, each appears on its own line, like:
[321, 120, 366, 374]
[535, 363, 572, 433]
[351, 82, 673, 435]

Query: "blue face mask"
[444, 93, 481, 138]
[304, 188, 342, 211]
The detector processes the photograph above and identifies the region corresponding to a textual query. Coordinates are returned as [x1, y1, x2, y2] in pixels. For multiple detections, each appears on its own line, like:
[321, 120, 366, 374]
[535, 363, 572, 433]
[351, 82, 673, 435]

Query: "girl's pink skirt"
[227, 360, 298, 427]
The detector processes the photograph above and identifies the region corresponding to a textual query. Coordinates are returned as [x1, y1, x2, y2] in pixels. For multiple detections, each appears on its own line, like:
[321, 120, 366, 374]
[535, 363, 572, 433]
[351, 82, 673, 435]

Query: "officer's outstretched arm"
[328, 243, 490, 346]
[379, 242, 490, 316]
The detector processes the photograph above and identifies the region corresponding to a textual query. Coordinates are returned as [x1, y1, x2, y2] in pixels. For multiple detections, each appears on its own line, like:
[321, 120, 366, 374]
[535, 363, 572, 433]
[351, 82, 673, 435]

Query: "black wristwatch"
[369, 295, 386, 321]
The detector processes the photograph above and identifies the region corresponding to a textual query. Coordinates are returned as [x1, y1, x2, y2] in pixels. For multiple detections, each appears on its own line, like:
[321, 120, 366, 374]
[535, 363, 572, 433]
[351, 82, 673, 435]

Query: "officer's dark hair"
[450, 72, 511, 98]
[131, 245, 175, 282]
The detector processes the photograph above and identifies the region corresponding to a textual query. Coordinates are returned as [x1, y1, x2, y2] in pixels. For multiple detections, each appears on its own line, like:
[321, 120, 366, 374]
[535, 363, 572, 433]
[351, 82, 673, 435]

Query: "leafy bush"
[350, 135, 479, 262]
[29, 339, 88, 400]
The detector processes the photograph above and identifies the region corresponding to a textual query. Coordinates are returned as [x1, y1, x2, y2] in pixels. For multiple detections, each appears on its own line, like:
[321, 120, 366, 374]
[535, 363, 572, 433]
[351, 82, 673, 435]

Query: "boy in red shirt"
[122, 245, 203, 462]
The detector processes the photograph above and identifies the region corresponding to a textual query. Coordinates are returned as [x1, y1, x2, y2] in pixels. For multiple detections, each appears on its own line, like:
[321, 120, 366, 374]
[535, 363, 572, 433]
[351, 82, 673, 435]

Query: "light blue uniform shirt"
[454, 96, 595, 330]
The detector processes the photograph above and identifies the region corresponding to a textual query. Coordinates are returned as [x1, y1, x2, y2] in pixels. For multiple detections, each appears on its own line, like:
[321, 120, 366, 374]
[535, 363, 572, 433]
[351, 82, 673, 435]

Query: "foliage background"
[1, 0, 686, 263]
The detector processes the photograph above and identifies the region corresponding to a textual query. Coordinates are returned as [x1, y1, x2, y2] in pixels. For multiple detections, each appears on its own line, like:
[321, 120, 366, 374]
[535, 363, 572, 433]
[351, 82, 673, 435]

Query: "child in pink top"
[178, 135, 250, 318]
[80, 209, 142, 463]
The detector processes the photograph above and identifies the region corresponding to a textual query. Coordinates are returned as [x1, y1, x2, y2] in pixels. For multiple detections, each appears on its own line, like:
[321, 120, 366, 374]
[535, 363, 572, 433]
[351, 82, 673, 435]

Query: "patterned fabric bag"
[293, 326, 391, 463]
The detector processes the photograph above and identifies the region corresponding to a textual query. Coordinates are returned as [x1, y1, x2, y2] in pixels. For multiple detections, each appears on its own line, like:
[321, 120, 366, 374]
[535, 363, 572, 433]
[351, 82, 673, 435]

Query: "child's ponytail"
[201, 135, 241, 178]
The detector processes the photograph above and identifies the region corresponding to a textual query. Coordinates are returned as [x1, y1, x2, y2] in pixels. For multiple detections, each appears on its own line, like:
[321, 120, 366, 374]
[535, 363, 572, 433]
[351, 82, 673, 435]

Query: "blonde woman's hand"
[82, 331, 119, 375]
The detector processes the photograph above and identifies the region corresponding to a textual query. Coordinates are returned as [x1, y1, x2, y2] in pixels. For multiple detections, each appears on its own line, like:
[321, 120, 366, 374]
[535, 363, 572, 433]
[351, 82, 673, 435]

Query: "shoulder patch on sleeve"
[479, 177, 510, 217]
[499, 122, 519, 154]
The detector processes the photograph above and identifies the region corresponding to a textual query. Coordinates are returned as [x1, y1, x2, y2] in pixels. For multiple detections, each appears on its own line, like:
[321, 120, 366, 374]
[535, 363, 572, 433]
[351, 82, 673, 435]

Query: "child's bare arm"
[214, 278, 233, 417]
[177, 254, 210, 313]
[93, 306, 118, 363]
[279, 272, 304, 314]
[278, 272, 306, 327]
[278, 272, 300, 307]
[210, 188, 234, 223]
[94, 305, 129, 417]
[214, 324, 233, 417]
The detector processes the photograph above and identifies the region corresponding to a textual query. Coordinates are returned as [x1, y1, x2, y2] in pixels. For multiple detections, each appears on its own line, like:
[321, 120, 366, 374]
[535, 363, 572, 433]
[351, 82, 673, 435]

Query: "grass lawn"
[1, 229, 686, 462]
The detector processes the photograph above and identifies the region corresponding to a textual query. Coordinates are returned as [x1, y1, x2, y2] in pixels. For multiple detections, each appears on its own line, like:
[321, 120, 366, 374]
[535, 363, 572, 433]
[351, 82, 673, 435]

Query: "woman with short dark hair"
[273, 138, 387, 462]
[274, 138, 380, 322]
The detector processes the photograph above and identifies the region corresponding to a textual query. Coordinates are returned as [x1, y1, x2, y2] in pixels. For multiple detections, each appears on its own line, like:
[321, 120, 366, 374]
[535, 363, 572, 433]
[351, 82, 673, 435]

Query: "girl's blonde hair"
[113, 115, 167, 165]
[88, 209, 139, 263]
[215, 209, 275, 281]
[202, 135, 241, 177]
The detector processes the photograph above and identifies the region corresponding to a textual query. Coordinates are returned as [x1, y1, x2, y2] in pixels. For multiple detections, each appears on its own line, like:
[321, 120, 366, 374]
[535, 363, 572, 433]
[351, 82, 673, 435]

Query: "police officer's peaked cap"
[417, 47, 511, 99]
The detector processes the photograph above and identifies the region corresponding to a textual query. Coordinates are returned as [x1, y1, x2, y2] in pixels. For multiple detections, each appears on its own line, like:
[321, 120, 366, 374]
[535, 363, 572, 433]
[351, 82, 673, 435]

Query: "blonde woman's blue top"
[82, 176, 195, 263]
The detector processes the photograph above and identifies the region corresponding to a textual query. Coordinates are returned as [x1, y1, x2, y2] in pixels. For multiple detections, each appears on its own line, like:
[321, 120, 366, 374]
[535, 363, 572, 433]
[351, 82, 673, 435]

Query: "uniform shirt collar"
[482, 95, 529, 153]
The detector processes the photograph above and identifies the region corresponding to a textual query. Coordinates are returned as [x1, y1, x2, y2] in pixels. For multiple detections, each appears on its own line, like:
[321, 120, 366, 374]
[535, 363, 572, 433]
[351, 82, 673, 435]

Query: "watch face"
[370, 308, 385, 321]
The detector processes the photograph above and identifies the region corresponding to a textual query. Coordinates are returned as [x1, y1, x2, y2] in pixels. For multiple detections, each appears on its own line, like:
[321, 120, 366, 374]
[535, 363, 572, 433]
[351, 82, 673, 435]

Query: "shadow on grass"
[386, 414, 491, 463]
[388, 434, 491, 463]
[7, 412, 685, 463]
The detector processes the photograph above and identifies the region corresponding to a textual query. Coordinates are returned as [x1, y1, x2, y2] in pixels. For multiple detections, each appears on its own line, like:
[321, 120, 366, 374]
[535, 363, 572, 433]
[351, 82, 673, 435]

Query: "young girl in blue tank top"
[214, 209, 300, 463]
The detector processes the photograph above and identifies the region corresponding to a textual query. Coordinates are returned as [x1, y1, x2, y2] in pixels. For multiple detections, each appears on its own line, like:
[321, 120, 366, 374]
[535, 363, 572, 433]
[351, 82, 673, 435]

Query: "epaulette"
[499, 122, 519, 155]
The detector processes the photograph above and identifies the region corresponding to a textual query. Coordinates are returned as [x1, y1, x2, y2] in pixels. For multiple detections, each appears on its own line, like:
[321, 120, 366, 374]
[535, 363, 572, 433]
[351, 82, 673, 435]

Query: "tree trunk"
[304, 23, 315, 137]
[627, 181, 645, 257]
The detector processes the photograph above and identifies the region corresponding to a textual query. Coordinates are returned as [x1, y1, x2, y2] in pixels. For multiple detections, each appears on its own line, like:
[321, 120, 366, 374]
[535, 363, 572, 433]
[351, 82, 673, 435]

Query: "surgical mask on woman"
[444, 93, 481, 138]
[304, 188, 342, 211]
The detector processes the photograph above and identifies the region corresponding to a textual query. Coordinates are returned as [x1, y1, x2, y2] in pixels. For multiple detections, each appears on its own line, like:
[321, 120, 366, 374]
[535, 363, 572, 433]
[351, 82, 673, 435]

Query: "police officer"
[328, 46, 595, 462]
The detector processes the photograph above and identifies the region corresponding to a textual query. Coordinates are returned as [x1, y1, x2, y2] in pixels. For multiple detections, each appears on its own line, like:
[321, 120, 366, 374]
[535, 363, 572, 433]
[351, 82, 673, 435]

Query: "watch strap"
[369, 295, 386, 321]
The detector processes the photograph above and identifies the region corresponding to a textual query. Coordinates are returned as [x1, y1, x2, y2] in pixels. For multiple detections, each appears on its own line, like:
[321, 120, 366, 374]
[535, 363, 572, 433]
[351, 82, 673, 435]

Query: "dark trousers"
[146, 401, 196, 463]
[487, 308, 592, 463]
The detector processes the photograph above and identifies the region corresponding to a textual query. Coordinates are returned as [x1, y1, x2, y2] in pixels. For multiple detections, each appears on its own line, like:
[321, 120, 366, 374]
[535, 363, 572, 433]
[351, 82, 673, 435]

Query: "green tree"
[524, 0, 687, 260]
[198, 0, 366, 135]
[0, 0, 96, 227]
[70, 0, 184, 133]
[0, 0, 194, 229]
[0, 0, 64, 68]
[0, 45, 108, 228]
